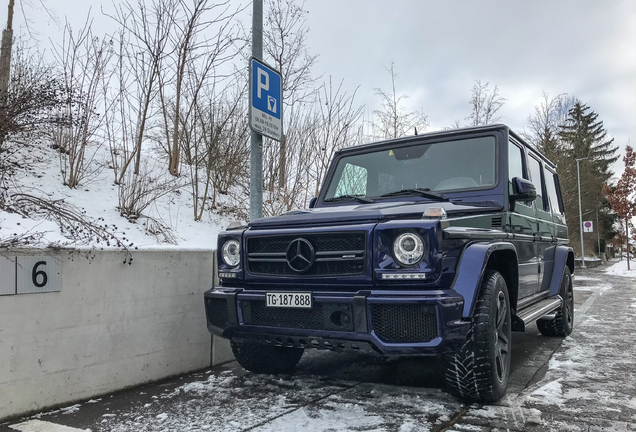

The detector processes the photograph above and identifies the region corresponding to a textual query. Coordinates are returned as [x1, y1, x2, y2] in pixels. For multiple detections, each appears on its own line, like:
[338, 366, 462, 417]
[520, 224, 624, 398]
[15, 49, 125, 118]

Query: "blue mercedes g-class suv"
[204, 124, 575, 402]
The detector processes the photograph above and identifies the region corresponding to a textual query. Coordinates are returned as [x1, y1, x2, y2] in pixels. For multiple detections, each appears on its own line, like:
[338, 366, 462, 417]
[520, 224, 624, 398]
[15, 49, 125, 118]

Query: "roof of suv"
[335, 124, 557, 170]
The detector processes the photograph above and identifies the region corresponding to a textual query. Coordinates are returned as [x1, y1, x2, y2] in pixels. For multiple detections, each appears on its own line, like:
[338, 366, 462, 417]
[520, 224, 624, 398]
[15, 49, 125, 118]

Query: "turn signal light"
[422, 207, 447, 219]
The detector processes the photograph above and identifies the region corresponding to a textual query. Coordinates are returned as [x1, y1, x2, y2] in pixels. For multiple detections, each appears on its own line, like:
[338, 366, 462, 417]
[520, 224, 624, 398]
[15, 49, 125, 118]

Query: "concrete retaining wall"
[0, 248, 233, 421]
[574, 258, 603, 268]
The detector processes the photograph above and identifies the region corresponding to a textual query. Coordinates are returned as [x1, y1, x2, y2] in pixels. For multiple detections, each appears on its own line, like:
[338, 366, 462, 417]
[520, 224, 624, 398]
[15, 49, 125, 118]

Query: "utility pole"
[250, 0, 263, 221]
[0, 0, 14, 105]
[577, 157, 588, 268]
[596, 209, 601, 259]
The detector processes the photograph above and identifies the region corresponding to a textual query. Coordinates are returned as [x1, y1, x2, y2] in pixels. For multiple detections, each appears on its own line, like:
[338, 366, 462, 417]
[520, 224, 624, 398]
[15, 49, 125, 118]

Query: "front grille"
[371, 304, 438, 343]
[249, 260, 364, 276]
[241, 300, 354, 332]
[206, 297, 229, 329]
[247, 232, 366, 277]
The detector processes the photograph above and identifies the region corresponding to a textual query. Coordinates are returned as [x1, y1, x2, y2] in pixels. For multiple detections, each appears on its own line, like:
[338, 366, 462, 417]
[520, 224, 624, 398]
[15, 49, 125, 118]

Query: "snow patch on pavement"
[519, 274, 635, 425]
[605, 260, 636, 278]
[572, 275, 602, 282]
[529, 379, 564, 405]
[93, 369, 462, 432]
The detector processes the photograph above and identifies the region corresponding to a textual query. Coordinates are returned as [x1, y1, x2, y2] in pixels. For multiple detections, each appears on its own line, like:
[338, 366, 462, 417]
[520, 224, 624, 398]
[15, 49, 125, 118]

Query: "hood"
[248, 199, 503, 229]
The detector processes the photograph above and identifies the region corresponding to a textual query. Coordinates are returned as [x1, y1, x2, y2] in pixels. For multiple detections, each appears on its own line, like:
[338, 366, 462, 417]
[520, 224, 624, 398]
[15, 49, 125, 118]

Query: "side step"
[512, 296, 562, 332]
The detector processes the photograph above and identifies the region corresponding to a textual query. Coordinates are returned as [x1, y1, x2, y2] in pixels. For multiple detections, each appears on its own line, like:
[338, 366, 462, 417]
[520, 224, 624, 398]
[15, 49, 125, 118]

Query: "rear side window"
[508, 141, 525, 195]
[527, 155, 546, 211]
[544, 167, 563, 214]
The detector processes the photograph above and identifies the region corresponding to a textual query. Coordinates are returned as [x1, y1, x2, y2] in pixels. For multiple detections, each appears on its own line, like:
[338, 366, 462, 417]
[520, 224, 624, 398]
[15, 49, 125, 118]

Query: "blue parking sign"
[249, 58, 283, 141]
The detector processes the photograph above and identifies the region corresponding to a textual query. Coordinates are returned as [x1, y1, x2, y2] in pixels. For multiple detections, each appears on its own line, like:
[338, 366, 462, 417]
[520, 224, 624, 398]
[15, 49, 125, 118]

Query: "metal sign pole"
[250, 0, 263, 221]
[577, 158, 587, 268]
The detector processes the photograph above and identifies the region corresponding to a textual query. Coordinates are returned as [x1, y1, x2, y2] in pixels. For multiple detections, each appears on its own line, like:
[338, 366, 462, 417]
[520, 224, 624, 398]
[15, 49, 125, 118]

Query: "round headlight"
[393, 232, 424, 266]
[222, 239, 241, 267]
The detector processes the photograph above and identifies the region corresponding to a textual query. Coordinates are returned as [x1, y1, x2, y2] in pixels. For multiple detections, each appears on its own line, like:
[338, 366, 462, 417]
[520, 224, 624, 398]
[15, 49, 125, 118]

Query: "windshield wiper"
[323, 195, 375, 204]
[380, 188, 448, 201]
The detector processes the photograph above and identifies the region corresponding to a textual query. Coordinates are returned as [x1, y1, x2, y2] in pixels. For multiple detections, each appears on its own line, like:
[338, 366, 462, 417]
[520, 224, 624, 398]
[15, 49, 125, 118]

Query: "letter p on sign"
[257, 69, 269, 98]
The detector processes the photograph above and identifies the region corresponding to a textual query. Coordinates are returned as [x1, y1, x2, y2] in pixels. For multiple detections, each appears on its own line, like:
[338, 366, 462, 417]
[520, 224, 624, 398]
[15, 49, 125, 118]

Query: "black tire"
[444, 270, 512, 403]
[231, 341, 304, 374]
[537, 267, 574, 337]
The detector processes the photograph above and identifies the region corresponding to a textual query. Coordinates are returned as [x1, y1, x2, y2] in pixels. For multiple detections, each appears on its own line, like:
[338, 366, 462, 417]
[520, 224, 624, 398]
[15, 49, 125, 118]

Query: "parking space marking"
[575, 289, 600, 322]
[9, 420, 89, 432]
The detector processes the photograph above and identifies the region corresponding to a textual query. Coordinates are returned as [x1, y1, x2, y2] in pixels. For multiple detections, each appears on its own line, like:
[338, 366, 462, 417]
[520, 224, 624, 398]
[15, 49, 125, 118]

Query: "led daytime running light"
[381, 273, 426, 279]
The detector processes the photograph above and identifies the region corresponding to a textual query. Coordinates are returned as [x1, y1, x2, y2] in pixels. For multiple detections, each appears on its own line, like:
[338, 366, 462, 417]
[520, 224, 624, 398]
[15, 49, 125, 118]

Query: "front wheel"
[537, 266, 574, 337]
[231, 341, 304, 374]
[444, 269, 512, 403]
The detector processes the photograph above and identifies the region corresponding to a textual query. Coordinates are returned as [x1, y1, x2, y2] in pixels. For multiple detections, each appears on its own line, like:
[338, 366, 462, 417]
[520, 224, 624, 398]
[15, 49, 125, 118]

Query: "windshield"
[323, 135, 497, 201]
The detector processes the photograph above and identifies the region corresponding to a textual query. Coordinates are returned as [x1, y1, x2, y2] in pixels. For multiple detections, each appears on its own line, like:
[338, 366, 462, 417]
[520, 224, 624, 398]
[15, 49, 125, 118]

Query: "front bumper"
[204, 287, 470, 355]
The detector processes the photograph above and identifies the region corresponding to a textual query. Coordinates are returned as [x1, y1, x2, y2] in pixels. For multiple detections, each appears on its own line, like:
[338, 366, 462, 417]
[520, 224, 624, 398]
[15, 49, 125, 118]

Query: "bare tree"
[105, 0, 175, 181]
[372, 61, 428, 140]
[53, 15, 114, 188]
[0, 0, 59, 111]
[187, 76, 249, 220]
[523, 92, 575, 164]
[0, 42, 65, 151]
[157, 0, 244, 177]
[309, 77, 363, 197]
[466, 80, 506, 126]
[262, 0, 318, 193]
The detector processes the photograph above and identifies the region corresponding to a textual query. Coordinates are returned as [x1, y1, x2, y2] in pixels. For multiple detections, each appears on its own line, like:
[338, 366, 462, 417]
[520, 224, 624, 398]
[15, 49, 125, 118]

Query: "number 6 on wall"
[16, 256, 61, 294]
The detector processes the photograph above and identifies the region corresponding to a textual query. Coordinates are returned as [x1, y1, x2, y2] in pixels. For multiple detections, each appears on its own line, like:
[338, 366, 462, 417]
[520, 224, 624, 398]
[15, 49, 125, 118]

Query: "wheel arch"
[451, 242, 518, 318]
[485, 249, 519, 313]
[548, 246, 575, 297]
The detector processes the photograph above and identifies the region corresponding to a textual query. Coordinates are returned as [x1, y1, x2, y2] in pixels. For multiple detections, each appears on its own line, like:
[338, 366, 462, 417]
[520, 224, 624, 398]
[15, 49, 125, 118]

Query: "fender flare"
[548, 246, 575, 296]
[450, 242, 517, 318]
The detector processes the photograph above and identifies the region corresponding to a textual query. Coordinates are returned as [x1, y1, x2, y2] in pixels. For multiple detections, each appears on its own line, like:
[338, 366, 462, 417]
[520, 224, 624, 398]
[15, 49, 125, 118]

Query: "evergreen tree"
[557, 102, 619, 256]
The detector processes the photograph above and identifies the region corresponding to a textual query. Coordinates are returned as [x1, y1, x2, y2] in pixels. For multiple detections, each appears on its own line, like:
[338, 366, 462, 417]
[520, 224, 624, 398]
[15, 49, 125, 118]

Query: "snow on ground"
[517, 273, 635, 425]
[1, 141, 235, 250]
[95, 369, 462, 432]
[605, 259, 636, 278]
[572, 275, 602, 282]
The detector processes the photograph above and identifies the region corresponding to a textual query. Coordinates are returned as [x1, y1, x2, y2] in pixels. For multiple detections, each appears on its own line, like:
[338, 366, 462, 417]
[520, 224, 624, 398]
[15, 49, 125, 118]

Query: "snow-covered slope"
[0, 141, 235, 250]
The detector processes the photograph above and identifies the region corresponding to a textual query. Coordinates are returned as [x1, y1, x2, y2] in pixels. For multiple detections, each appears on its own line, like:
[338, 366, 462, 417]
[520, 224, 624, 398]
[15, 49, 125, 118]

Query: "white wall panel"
[0, 249, 222, 421]
[0, 255, 16, 295]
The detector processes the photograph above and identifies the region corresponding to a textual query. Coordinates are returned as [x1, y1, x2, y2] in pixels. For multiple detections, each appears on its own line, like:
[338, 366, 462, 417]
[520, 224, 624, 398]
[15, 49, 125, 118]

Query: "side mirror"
[510, 177, 537, 202]
[308, 197, 317, 208]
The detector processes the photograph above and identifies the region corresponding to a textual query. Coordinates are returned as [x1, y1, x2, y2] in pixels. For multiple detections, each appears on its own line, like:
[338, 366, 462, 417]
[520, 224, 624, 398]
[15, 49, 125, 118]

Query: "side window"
[527, 155, 546, 211]
[334, 163, 367, 197]
[508, 141, 525, 195]
[544, 167, 563, 214]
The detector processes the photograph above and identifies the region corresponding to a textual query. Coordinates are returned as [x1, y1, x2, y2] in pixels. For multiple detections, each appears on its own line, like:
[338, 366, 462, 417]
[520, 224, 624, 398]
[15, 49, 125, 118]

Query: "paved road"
[2, 262, 635, 432]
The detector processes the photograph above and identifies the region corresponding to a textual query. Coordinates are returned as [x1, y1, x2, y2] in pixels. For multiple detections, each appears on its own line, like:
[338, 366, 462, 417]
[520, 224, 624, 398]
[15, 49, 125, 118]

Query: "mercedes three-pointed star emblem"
[286, 238, 315, 273]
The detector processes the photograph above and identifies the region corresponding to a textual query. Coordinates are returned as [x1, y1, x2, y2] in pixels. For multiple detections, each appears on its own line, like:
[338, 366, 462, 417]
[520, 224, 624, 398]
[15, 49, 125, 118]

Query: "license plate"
[266, 292, 312, 308]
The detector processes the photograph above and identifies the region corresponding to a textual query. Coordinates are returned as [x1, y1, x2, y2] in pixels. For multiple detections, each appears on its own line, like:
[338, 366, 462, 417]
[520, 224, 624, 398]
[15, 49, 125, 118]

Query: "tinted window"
[508, 141, 524, 195]
[544, 167, 562, 214]
[527, 155, 546, 211]
[324, 136, 497, 200]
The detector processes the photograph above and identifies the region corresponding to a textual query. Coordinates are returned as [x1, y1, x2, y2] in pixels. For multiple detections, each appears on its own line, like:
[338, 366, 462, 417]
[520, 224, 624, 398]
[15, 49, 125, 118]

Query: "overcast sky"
[2, 0, 635, 174]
